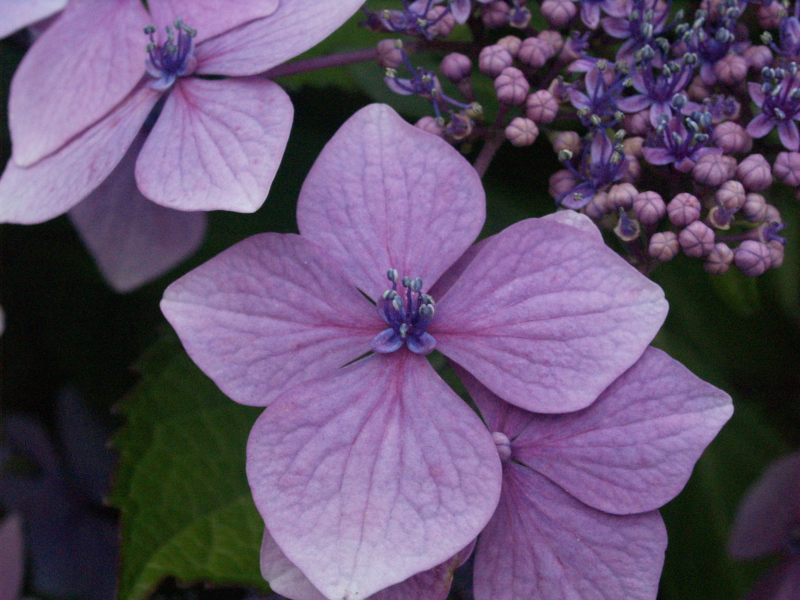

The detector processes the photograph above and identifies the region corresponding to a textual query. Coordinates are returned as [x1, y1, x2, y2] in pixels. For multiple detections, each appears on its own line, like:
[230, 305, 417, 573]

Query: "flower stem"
[263, 48, 377, 79]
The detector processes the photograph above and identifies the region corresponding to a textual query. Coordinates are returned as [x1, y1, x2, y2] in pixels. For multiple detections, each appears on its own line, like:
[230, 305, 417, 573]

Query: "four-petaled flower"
[162, 103, 669, 600]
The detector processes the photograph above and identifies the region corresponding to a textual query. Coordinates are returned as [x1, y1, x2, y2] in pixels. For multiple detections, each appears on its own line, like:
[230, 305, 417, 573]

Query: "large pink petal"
[195, 0, 366, 76]
[69, 133, 207, 293]
[261, 529, 473, 600]
[464, 347, 732, 515]
[728, 451, 800, 559]
[247, 353, 501, 600]
[474, 465, 666, 600]
[8, 0, 151, 165]
[161, 233, 382, 407]
[0, 0, 66, 38]
[0, 85, 160, 224]
[432, 218, 668, 413]
[147, 0, 279, 44]
[297, 104, 485, 300]
[0, 514, 24, 600]
[136, 77, 292, 212]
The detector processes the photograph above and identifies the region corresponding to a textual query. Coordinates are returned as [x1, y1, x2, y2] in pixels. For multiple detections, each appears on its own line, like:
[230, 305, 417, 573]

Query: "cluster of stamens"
[371, 269, 436, 355]
[144, 19, 197, 91]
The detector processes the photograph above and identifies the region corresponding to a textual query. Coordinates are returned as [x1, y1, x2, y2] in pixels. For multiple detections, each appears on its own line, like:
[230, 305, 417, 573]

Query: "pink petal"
[69, 132, 207, 293]
[147, 0, 279, 44]
[0, 513, 24, 600]
[432, 218, 668, 413]
[8, 0, 151, 165]
[747, 114, 777, 139]
[247, 353, 501, 600]
[778, 121, 800, 151]
[0, 85, 160, 224]
[0, 0, 66, 38]
[464, 347, 733, 515]
[542, 210, 604, 242]
[748, 81, 766, 108]
[641, 147, 675, 166]
[297, 104, 485, 300]
[728, 451, 800, 559]
[160, 233, 382, 407]
[261, 530, 328, 600]
[136, 77, 292, 212]
[474, 465, 667, 600]
[195, 0, 366, 75]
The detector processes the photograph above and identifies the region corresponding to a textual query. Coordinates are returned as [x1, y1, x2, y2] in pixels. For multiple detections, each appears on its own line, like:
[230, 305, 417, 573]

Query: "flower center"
[371, 269, 436, 355]
[492, 431, 512, 462]
[144, 19, 197, 92]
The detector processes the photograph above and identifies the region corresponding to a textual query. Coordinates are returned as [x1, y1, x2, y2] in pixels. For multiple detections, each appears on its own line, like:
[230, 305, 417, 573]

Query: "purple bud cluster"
[362, 0, 798, 277]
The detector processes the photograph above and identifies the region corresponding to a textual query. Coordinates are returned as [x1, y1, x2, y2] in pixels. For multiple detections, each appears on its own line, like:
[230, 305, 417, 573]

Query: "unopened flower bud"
[482, 1, 510, 28]
[744, 45, 773, 71]
[623, 136, 644, 158]
[704, 243, 734, 274]
[495, 67, 530, 105]
[376, 39, 404, 69]
[540, 0, 576, 28]
[768, 240, 785, 268]
[622, 153, 641, 182]
[440, 52, 472, 82]
[479, 44, 513, 77]
[687, 75, 712, 101]
[757, 2, 783, 29]
[742, 193, 767, 222]
[505, 117, 539, 146]
[426, 6, 455, 38]
[712, 121, 751, 154]
[608, 183, 638, 210]
[496, 35, 522, 57]
[624, 110, 651, 136]
[736, 154, 772, 191]
[633, 191, 666, 225]
[713, 54, 748, 85]
[649, 231, 680, 262]
[415, 116, 445, 137]
[734, 240, 771, 276]
[693, 154, 737, 186]
[764, 204, 782, 223]
[773, 151, 800, 186]
[583, 190, 612, 219]
[549, 169, 577, 199]
[518, 37, 554, 69]
[552, 131, 581, 154]
[538, 30, 564, 54]
[679, 220, 715, 257]
[667, 193, 702, 227]
[715, 180, 746, 210]
[525, 90, 559, 123]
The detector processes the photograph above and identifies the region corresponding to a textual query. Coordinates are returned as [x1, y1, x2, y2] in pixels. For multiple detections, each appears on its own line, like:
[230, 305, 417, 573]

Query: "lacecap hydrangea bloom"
[162, 103, 670, 600]
[0, 0, 365, 291]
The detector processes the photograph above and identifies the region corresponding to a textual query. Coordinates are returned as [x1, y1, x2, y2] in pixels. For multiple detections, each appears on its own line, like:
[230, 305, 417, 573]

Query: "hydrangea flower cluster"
[163, 103, 732, 600]
[364, 0, 798, 276]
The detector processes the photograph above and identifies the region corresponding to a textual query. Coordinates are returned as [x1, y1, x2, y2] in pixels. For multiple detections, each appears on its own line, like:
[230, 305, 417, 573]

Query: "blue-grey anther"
[371, 269, 437, 355]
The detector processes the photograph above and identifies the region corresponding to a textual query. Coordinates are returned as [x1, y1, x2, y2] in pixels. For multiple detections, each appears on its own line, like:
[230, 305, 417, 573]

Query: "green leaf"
[111, 333, 267, 600]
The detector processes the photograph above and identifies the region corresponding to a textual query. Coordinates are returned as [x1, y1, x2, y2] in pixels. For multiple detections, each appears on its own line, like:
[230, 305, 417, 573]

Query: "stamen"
[144, 19, 197, 92]
[371, 270, 437, 355]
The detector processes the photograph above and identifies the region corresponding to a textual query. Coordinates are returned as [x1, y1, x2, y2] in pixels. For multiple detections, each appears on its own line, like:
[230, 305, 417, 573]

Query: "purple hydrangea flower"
[161, 104, 668, 600]
[642, 104, 722, 171]
[747, 65, 800, 151]
[558, 128, 629, 208]
[618, 53, 697, 127]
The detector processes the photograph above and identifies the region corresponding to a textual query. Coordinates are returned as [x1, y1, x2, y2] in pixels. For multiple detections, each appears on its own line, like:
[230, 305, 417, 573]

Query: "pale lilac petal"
[616, 94, 651, 113]
[261, 530, 328, 600]
[641, 147, 674, 165]
[69, 132, 206, 293]
[749, 81, 766, 108]
[297, 104, 485, 300]
[450, 0, 472, 23]
[0, 0, 66, 38]
[465, 347, 733, 514]
[601, 16, 629, 38]
[542, 210, 603, 243]
[0, 85, 160, 224]
[581, 2, 601, 28]
[195, 0, 366, 76]
[728, 451, 800, 559]
[473, 465, 667, 600]
[745, 558, 800, 600]
[136, 77, 292, 212]
[432, 218, 668, 413]
[161, 233, 382, 407]
[778, 121, 800, 151]
[8, 0, 151, 165]
[0, 514, 24, 600]
[148, 0, 279, 44]
[747, 114, 777, 139]
[247, 353, 501, 600]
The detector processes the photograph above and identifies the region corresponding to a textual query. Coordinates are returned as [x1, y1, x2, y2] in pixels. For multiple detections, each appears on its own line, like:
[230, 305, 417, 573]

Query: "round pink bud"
[713, 54, 748, 86]
[712, 121, 751, 154]
[757, 2, 783, 29]
[426, 6, 455, 37]
[376, 39, 403, 69]
[495, 67, 530, 105]
[688, 75, 712, 101]
[764, 204, 782, 223]
[415, 116, 445, 137]
[505, 117, 539, 146]
[736, 154, 772, 191]
[623, 137, 644, 158]
[667, 193, 702, 227]
[623, 153, 641, 183]
[693, 154, 737, 186]
[768, 240, 785, 269]
[649, 231, 680, 262]
[479, 44, 514, 78]
[525, 90, 559, 123]
[496, 35, 522, 57]
[633, 191, 666, 225]
[773, 151, 800, 186]
[624, 110, 651, 136]
[715, 180, 746, 210]
[679, 221, 716, 257]
[482, 1, 510, 28]
[518, 37, 554, 69]
[538, 30, 564, 54]
[608, 183, 638, 210]
[583, 190, 611, 219]
[540, 0, 576, 28]
[734, 240, 771, 276]
[552, 131, 581, 154]
[549, 169, 577, 199]
[744, 45, 773, 71]
[741, 193, 767, 222]
[440, 52, 472, 82]
[704, 243, 734, 274]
